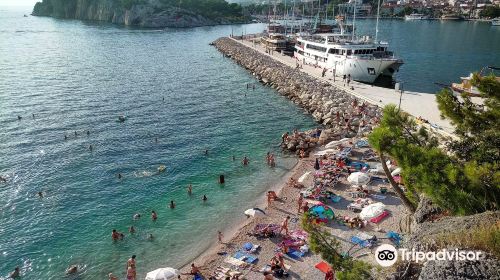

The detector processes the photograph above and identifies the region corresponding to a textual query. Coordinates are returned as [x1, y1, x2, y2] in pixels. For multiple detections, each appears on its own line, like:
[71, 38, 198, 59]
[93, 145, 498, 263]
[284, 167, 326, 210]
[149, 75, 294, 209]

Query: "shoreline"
[180, 155, 306, 271]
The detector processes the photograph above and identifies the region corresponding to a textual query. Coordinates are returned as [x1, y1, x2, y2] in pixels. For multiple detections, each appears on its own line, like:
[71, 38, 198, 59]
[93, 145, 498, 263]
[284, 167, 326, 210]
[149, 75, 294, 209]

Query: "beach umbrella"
[244, 208, 266, 217]
[359, 202, 385, 220]
[325, 138, 350, 149]
[347, 172, 370, 185]
[298, 171, 312, 184]
[314, 158, 320, 170]
[145, 267, 179, 280]
[391, 167, 402, 177]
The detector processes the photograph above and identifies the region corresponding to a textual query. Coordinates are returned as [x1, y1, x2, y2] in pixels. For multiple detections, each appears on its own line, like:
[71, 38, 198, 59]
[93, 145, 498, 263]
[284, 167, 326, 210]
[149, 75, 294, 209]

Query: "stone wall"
[212, 37, 382, 142]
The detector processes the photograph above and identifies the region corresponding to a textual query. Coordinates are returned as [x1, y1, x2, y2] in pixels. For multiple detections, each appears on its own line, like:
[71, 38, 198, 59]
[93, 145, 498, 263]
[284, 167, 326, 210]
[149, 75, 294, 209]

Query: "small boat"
[440, 14, 464, 20]
[492, 17, 500, 26]
[405, 13, 429, 20]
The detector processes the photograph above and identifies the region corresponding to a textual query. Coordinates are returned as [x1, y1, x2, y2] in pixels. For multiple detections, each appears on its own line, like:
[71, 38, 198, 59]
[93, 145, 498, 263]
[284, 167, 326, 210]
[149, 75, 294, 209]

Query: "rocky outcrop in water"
[212, 38, 382, 153]
[32, 0, 246, 28]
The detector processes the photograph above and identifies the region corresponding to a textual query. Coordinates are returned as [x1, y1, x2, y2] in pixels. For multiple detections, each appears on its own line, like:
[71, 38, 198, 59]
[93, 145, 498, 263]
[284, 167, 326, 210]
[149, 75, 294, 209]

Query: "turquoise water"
[0, 7, 316, 280]
[1, 5, 499, 280]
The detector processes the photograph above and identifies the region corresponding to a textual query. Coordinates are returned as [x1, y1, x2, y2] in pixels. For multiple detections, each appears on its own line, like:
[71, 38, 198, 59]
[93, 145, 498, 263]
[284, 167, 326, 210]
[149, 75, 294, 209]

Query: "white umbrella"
[359, 202, 386, 220]
[325, 138, 350, 149]
[297, 171, 312, 184]
[244, 208, 266, 217]
[347, 172, 370, 185]
[391, 167, 402, 177]
[145, 267, 179, 280]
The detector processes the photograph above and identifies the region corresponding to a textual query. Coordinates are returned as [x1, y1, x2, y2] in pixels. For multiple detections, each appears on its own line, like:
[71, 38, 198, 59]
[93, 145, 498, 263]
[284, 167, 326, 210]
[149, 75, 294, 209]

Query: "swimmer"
[169, 200, 175, 209]
[89, 145, 93, 151]
[151, 210, 157, 221]
[74, 131, 77, 136]
[17, 115, 22, 121]
[32, 113, 35, 119]
[66, 265, 78, 275]
[9, 266, 20, 278]
[37, 191, 43, 198]
[118, 173, 122, 179]
[204, 149, 208, 155]
[147, 233, 154, 240]
[64, 135, 68, 140]
[87, 130, 90, 136]
[232, 155, 235, 161]
[202, 195, 207, 202]
[129, 226, 135, 233]
[187, 184, 192, 195]
[127, 255, 136, 269]
[108, 273, 119, 280]
[242, 156, 250, 166]
[111, 229, 120, 241]
[155, 137, 158, 143]
[120, 233, 124, 240]
[133, 213, 141, 220]
[0, 175, 7, 183]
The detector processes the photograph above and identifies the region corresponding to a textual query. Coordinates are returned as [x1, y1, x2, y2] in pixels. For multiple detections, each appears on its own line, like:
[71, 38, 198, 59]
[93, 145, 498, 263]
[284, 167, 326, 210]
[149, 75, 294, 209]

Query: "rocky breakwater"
[213, 37, 382, 153]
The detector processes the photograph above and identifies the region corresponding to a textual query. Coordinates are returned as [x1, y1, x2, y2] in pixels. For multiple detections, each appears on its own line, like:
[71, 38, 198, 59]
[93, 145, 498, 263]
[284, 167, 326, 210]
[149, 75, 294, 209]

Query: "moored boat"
[405, 13, 429, 20]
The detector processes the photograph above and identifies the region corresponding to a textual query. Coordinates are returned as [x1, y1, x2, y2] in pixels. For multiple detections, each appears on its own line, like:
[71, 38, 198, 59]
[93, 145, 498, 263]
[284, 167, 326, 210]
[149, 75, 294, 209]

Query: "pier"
[230, 36, 456, 138]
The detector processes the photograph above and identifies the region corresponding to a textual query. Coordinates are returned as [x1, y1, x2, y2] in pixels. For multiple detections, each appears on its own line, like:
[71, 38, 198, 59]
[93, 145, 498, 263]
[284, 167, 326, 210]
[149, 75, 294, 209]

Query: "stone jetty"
[213, 37, 382, 152]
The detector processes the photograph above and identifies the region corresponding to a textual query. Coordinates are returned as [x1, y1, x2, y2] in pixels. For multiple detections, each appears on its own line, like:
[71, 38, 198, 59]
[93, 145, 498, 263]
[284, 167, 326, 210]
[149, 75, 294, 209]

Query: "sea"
[1, 5, 499, 280]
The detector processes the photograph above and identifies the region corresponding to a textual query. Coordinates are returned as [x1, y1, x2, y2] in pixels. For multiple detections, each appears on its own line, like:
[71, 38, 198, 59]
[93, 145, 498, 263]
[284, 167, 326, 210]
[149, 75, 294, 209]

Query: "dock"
[231, 36, 456, 137]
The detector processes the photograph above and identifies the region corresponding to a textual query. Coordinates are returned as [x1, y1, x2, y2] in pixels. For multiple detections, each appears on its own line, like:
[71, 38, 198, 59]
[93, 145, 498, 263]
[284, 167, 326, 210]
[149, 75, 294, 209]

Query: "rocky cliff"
[32, 0, 246, 28]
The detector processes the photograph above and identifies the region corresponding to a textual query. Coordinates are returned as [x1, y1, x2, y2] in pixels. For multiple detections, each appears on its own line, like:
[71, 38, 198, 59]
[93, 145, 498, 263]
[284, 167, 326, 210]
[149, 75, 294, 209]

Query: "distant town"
[232, 0, 500, 20]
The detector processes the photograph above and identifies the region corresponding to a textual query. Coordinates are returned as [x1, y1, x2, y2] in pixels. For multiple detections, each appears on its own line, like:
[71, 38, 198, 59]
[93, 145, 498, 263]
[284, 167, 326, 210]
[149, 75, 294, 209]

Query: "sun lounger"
[243, 242, 260, 253]
[370, 210, 389, 223]
[233, 251, 258, 264]
[350, 236, 373, 248]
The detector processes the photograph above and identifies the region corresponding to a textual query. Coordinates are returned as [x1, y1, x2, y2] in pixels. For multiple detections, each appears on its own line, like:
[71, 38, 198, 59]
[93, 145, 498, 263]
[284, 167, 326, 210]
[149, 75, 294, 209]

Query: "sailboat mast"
[352, 0, 356, 40]
[375, 0, 381, 42]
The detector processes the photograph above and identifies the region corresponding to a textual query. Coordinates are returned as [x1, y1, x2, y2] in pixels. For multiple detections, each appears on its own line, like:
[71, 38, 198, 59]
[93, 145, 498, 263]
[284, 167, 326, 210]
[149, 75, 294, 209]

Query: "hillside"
[32, 0, 248, 28]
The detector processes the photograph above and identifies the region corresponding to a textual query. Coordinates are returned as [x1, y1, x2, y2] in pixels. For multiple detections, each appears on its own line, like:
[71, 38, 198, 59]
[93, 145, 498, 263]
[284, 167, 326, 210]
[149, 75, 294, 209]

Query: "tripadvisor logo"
[374, 244, 485, 267]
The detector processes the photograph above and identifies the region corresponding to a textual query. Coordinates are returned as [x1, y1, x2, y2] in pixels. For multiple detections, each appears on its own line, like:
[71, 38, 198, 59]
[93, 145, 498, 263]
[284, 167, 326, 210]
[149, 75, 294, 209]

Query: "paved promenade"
[232, 37, 456, 137]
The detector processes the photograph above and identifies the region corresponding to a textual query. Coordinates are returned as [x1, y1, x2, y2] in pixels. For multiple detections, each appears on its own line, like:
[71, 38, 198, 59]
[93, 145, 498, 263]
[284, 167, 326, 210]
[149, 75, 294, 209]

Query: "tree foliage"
[301, 214, 371, 279]
[369, 72, 500, 215]
[479, 6, 500, 18]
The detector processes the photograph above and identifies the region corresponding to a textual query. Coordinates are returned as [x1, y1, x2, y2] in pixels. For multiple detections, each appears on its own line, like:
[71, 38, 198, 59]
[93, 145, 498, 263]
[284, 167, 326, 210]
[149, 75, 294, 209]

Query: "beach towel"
[315, 261, 332, 273]
[370, 210, 389, 223]
[233, 251, 258, 264]
[386, 231, 402, 246]
[287, 248, 306, 259]
[289, 229, 308, 240]
[224, 256, 247, 267]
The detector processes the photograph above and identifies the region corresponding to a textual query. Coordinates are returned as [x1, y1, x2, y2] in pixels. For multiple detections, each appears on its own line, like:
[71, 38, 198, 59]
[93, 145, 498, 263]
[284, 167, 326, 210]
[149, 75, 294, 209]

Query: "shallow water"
[1, 5, 499, 279]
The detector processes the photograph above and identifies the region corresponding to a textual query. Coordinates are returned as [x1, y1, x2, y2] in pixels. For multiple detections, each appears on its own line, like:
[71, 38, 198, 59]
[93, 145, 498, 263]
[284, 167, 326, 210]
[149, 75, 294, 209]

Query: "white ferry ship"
[405, 13, 429, 20]
[294, 24, 403, 83]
